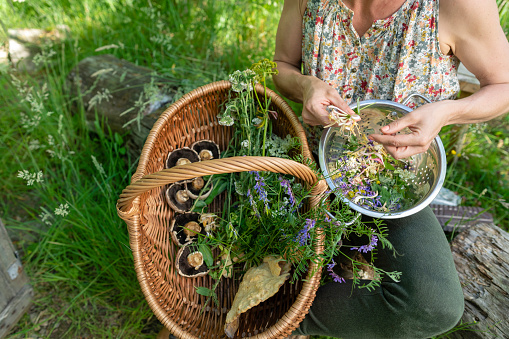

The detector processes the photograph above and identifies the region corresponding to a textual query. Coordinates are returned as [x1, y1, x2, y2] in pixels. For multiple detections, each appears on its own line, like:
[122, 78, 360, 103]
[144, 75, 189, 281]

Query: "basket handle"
[117, 156, 320, 214]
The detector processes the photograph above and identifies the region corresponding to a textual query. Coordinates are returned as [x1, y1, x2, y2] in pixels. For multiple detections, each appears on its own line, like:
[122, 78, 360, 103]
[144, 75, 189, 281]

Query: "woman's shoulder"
[439, 0, 500, 27]
[439, 0, 503, 46]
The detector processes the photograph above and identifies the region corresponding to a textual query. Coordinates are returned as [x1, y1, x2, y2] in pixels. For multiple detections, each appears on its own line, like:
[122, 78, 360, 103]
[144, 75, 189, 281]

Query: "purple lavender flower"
[327, 259, 345, 283]
[247, 189, 260, 218]
[295, 218, 315, 246]
[351, 235, 379, 253]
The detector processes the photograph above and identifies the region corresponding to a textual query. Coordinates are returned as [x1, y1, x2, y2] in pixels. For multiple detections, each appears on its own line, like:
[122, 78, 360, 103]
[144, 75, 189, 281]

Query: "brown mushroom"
[166, 147, 200, 169]
[166, 182, 194, 212]
[170, 212, 206, 246]
[176, 245, 209, 278]
[186, 177, 213, 200]
[191, 140, 220, 161]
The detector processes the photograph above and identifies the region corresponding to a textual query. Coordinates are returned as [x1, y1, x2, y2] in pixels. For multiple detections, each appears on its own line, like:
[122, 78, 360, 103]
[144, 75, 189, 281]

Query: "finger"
[384, 145, 425, 159]
[368, 132, 421, 148]
[313, 103, 335, 126]
[380, 114, 415, 135]
[328, 95, 360, 120]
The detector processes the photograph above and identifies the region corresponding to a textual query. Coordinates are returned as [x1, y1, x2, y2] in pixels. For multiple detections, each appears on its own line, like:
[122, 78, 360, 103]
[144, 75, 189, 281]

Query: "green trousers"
[294, 206, 464, 339]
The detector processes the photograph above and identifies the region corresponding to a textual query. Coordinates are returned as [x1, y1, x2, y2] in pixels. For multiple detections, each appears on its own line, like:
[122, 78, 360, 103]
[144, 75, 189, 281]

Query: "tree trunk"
[0, 218, 33, 338]
[66, 54, 179, 153]
[449, 223, 509, 338]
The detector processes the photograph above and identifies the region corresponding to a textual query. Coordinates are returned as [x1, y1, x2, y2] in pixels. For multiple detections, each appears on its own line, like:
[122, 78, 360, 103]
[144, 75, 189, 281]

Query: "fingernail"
[381, 126, 389, 132]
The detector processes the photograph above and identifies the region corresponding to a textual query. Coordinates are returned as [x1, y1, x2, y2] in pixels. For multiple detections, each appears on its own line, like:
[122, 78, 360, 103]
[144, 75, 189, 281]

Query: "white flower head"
[88, 88, 113, 111]
[17, 170, 44, 186]
[54, 203, 70, 217]
[28, 139, 42, 151]
[218, 114, 234, 126]
[229, 69, 256, 92]
[241, 140, 250, 148]
[252, 117, 262, 125]
[39, 208, 53, 226]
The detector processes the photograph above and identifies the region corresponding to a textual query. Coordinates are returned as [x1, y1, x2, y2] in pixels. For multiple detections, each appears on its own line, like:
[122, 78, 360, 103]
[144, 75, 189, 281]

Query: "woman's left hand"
[368, 101, 451, 159]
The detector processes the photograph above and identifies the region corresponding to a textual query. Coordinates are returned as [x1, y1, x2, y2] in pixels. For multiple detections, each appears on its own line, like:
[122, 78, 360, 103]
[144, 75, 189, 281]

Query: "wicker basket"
[117, 81, 328, 338]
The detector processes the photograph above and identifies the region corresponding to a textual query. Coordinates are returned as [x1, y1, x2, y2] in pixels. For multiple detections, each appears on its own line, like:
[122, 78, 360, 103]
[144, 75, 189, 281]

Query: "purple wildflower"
[251, 171, 270, 211]
[351, 235, 379, 253]
[295, 218, 315, 246]
[327, 259, 345, 283]
[279, 177, 296, 208]
[247, 189, 260, 218]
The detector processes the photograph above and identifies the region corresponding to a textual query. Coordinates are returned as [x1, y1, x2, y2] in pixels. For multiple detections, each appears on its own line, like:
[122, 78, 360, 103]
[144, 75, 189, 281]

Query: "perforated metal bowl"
[318, 95, 446, 219]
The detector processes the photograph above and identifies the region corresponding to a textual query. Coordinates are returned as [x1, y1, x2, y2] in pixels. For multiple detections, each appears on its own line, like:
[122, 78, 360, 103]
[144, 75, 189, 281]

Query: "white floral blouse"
[301, 0, 460, 151]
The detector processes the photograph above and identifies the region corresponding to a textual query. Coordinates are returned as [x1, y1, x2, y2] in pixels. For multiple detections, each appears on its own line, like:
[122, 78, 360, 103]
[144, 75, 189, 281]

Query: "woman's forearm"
[444, 83, 509, 126]
[272, 61, 308, 103]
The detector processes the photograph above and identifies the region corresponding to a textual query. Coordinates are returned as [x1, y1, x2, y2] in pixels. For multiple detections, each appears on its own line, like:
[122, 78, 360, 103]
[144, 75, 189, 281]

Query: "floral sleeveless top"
[302, 0, 460, 151]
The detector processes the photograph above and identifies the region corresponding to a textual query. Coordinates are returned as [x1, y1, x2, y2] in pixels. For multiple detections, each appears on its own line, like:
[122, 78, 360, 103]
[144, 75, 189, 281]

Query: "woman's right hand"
[301, 76, 359, 126]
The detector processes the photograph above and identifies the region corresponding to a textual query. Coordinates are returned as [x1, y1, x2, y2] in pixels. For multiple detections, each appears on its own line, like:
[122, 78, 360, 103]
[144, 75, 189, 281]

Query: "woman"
[273, 0, 509, 338]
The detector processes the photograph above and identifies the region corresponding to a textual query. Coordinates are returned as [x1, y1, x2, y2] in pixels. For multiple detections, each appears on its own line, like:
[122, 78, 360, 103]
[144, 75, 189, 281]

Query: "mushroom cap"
[191, 140, 220, 161]
[166, 183, 194, 212]
[186, 177, 213, 200]
[176, 245, 209, 278]
[170, 212, 206, 246]
[191, 177, 205, 190]
[166, 147, 200, 169]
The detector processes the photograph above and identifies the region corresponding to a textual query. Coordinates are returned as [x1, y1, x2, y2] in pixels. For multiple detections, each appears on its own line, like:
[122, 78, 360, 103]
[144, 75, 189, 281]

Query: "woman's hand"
[301, 77, 359, 126]
[368, 100, 451, 159]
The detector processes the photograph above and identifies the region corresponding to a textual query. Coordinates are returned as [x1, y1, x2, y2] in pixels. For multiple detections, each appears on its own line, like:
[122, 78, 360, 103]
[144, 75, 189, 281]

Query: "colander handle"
[401, 93, 432, 106]
[116, 156, 324, 214]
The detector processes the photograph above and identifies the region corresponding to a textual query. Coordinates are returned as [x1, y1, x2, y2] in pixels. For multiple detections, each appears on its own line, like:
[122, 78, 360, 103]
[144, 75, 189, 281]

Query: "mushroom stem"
[199, 149, 214, 161]
[176, 158, 192, 166]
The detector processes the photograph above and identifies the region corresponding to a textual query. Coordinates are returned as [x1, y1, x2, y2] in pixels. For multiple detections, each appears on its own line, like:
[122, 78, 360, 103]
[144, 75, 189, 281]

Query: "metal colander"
[318, 94, 446, 219]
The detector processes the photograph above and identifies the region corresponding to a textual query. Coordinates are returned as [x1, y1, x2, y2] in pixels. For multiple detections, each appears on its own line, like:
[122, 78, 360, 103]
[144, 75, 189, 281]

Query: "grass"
[0, 0, 508, 338]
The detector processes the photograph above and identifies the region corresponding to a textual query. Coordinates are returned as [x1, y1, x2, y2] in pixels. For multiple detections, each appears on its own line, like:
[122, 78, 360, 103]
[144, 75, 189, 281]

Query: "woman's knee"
[396, 278, 465, 338]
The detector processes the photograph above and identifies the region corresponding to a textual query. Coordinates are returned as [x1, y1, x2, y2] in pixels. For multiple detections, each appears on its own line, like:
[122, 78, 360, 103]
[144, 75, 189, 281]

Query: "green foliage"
[0, 0, 285, 337]
[440, 115, 509, 230]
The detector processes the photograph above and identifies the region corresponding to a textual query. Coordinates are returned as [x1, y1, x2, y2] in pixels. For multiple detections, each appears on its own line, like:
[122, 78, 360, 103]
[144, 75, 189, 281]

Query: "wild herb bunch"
[195, 60, 400, 301]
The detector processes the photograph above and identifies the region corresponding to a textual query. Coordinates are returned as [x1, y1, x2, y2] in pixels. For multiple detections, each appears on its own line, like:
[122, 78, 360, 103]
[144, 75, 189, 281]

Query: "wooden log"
[449, 223, 509, 338]
[0, 218, 33, 338]
[66, 54, 179, 152]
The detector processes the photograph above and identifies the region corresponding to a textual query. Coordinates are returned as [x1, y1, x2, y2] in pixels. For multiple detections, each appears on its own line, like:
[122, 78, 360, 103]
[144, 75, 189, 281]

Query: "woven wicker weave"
[117, 81, 328, 338]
